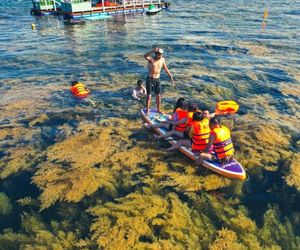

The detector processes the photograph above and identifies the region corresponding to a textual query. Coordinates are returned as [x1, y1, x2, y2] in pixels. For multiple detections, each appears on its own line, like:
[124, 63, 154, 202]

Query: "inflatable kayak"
[141, 108, 246, 180]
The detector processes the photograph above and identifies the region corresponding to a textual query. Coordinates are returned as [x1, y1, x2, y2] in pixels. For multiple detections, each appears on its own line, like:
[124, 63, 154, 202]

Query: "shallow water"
[0, 0, 299, 248]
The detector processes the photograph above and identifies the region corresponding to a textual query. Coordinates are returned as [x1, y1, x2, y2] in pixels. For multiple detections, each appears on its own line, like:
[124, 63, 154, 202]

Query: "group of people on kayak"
[142, 47, 235, 165]
[70, 47, 235, 165]
[148, 97, 234, 165]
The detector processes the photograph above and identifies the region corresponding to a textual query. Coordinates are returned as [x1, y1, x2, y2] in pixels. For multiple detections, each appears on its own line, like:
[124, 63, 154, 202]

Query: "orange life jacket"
[211, 125, 234, 160]
[187, 112, 194, 127]
[70, 83, 89, 99]
[187, 110, 202, 127]
[191, 118, 210, 151]
[174, 108, 188, 132]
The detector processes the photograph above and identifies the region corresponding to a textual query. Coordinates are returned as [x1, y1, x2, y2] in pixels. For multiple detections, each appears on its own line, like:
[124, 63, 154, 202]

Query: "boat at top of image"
[31, 0, 170, 20]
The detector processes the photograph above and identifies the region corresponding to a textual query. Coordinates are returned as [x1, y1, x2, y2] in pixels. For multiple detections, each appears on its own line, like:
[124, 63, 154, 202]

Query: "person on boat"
[173, 97, 186, 113]
[153, 101, 189, 140]
[178, 102, 199, 140]
[167, 97, 186, 130]
[187, 103, 200, 127]
[190, 111, 210, 154]
[164, 111, 210, 153]
[195, 117, 234, 166]
[144, 47, 175, 116]
[148, 98, 186, 130]
[202, 109, 216, 119]
[70, 81, 90, 98]
[132, 79, 147, 101]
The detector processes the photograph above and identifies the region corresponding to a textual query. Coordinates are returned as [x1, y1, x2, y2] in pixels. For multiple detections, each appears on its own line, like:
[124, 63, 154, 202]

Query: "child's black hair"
[181, 101, 188, 110]
[209, 116, 221, 125]
[188, 103, 198, 112]
[137, 80, 144, 87]
[71, 81, 79, 86]
[174, 97, 186, 112]
[192, 111, 203, 121]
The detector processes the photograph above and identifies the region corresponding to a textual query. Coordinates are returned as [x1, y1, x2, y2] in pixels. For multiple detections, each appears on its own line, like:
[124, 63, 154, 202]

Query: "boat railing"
[92, 0, 161, 11]
[53, 0, 62, 11]
[33, 0, 167, 16]
[123, 0, 161, 7]
[60, 0, 160, 3]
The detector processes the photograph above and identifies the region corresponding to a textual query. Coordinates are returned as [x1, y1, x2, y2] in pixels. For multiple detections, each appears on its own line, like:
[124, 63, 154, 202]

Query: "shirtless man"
[144, 47, 175, 115]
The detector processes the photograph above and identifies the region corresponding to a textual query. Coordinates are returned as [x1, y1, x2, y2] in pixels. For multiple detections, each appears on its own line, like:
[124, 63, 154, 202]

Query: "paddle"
[215, 100, 239, 115]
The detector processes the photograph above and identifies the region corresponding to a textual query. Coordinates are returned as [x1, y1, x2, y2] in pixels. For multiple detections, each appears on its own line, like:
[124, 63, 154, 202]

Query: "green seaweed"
[88, 190, 208, 249]
[0, 193, 12, 216]
[0, 212, 94, 250]
[0, 58, 299, 250]
[285, 153, 300, 191]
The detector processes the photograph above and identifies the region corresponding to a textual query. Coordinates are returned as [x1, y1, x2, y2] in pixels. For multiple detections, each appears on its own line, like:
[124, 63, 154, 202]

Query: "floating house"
[31, 0, 170, 20]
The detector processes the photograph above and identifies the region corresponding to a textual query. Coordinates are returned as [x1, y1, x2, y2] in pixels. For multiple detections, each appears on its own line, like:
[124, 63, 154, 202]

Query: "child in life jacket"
[196, 116, 235, 165]
[162, 109, 201, 152]
[153, 100, 189, 140]
[163, 111, 210, 154]
[70, 81, 90, 99]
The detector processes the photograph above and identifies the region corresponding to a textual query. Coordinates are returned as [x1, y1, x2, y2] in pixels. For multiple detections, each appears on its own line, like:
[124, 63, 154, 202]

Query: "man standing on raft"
[144, 47, 175, 115]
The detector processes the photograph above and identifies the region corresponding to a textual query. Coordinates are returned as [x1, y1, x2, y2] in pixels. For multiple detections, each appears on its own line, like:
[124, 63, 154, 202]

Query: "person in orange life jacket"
[186, 103, 199, 127]
[168, 101, 197, 131]
[161, 104, 199, 151]
[167, 97, 186, 129]
[195, 117, 235, 166]
[190, 111, 210, 153]
[149, 97, 185, 131]
[163, 110, 203, 152]
[70, 81, 90, 97]
[153, 101, 189, 140]
[181, 102, 199, 140]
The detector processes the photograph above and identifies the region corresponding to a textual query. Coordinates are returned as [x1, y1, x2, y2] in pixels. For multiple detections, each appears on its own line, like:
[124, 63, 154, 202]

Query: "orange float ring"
[215, 100, 239, 115]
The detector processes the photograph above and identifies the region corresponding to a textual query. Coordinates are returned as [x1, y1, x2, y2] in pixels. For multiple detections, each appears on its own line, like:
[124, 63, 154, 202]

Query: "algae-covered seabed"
[0, 0, 299, 249]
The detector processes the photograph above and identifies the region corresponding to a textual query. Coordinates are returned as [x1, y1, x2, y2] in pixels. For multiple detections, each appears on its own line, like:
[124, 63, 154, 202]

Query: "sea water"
[0, 0, 299, 248]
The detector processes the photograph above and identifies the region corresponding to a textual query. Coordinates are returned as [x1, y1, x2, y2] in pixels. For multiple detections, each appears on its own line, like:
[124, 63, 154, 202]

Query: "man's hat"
[157, 48, 164, 54]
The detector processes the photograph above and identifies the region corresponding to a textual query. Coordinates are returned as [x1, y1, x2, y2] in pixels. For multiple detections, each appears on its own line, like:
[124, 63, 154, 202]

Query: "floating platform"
[31, 0, 170, 20]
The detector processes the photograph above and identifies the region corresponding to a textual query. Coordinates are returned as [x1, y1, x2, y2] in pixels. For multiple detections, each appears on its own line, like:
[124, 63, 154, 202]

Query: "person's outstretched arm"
[163, 60, 175, 85]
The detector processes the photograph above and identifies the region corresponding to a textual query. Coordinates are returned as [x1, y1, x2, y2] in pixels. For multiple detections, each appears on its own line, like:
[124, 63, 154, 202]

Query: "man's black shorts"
[146, 76, 161, 95]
